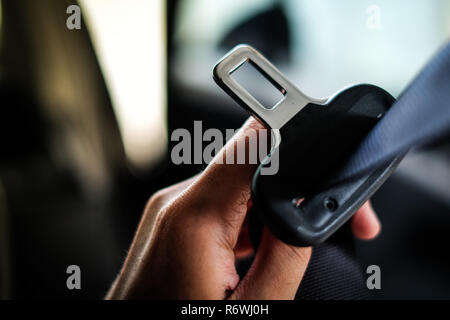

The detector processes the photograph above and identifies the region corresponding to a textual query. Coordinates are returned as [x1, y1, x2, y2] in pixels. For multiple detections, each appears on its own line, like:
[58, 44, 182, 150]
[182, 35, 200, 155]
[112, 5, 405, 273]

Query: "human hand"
[106, 118, 380, 300]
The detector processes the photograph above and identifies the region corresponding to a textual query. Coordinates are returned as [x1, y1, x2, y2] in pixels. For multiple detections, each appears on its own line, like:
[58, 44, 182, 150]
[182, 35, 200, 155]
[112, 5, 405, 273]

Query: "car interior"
[0, 0, 449, 299]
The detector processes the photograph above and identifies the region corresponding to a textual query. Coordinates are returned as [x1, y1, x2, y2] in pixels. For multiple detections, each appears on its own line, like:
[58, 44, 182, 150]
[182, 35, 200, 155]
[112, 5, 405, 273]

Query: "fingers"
[233, 215, 254, 259]
[351, 201, 381, 240]
[231, 199, 379, 300]
[145, 175, 199, 217]
[231, 228, 311, 300]
[130, 175, 199, 255]
[197, 117, 265, 193]
[186, 118, 266, 242]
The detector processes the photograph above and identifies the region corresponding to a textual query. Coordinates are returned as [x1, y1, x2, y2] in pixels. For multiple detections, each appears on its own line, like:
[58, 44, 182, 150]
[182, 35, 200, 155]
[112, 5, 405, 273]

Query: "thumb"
[187, 118, 267, 238]
[231, 228, 312, 300]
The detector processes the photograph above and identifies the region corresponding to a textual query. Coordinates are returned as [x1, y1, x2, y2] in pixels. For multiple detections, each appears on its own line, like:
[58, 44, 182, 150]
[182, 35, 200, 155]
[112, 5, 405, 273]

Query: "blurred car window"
[173, 0, 450, 100]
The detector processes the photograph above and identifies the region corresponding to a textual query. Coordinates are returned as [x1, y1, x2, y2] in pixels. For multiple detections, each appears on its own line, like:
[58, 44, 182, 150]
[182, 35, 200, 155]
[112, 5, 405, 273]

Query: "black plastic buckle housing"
[213, 45, 404, 247]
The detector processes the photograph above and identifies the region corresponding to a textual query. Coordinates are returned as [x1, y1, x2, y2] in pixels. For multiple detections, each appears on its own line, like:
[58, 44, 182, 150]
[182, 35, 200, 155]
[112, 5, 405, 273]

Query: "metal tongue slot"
[213, 45, 328, 148]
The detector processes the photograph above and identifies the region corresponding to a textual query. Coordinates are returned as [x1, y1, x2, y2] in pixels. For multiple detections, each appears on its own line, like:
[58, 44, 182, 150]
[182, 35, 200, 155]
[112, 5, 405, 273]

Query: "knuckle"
[152, 205, 173, 233]
[145, 189, 170, 212]
[158, 208, 215, 246]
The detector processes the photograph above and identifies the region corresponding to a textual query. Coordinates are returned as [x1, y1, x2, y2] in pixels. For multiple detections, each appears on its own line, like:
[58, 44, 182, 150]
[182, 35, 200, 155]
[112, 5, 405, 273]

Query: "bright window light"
[79, 0, 167, 171]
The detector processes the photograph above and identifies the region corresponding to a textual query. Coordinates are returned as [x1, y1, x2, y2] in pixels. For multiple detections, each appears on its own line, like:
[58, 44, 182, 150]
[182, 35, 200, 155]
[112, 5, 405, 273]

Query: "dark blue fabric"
[295, 41, 450, 300]
[339, 42, 450, 181]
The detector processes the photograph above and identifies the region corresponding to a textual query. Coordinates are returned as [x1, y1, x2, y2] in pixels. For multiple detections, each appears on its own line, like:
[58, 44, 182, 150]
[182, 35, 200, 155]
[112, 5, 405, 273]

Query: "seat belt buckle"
[214, 45, 405, 247]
